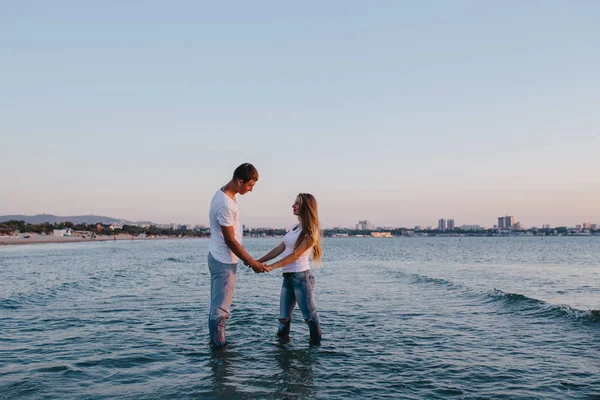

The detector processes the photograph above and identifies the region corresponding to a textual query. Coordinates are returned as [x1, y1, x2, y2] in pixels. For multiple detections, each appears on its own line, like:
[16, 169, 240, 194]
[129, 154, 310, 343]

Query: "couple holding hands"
[208, 163, 322, 347]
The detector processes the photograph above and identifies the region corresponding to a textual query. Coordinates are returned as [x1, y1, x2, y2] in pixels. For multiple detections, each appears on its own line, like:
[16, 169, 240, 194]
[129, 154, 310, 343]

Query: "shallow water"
[1, 237, 599, 398]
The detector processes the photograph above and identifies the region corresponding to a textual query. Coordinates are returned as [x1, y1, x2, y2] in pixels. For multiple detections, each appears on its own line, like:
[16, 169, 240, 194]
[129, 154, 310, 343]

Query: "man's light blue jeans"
[278, 270, 321, 344]
[208, 253, 237, 347]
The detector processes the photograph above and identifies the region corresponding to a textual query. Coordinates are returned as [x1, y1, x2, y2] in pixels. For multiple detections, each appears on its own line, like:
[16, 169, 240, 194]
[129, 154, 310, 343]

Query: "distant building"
[447, 219, 455, 231]
[54, 228, 72, 237]
[506, 216, 514, 229]
[356, 220, 375, 230]
[438, 219, 446, 231]
[414, 225, 424, 231]
[461, 225, 482, 231]
[331, 233, 349, 237]
[371, 232, 392, 238]
[512, 222, 523, 230]
[498, 216, 514, 229]
[582, 222, 592, 230]
[592, 224, 598, 230]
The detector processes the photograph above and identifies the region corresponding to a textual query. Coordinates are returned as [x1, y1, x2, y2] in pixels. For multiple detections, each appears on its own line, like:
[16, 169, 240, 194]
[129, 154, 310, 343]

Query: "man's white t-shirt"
[209, 189, 242, 264]
[280, 224, 312, 273]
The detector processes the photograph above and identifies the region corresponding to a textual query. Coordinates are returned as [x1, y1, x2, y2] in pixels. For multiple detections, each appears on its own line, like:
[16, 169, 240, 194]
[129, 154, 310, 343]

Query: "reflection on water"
[273, 341, 315, 399]
[208, 342, 316, 399]
[210, 346, 238, 398]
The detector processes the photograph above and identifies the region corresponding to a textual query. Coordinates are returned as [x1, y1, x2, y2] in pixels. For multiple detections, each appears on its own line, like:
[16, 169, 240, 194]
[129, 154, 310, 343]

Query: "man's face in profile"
[238, 179, 256, 195]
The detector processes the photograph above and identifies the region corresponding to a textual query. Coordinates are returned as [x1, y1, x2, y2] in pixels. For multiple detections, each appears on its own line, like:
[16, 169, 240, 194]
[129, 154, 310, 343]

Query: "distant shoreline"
[0, 233, 204, 246]
[2, 234, 598, 247]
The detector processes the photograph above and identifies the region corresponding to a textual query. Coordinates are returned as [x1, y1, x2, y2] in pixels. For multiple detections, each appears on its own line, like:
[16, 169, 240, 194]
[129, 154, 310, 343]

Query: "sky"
[1, 1, 599, 229]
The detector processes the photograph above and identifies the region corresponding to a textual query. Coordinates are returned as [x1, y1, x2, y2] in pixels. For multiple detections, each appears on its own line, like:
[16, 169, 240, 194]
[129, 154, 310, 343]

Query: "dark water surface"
[1, 237, 599, 399]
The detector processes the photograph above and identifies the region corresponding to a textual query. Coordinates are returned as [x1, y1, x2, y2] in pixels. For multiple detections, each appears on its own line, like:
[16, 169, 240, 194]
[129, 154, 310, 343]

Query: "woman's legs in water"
[278, 274, 296, 337]
[292, 271, 321, 344]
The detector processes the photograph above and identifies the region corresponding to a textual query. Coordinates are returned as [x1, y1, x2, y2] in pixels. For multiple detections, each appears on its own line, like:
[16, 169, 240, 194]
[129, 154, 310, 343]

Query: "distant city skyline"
[2, 1, 599, 228]
[1, 213, 598, 231]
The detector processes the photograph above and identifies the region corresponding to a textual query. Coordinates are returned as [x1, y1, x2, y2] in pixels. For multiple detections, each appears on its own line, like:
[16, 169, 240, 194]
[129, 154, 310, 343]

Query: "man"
[208, 163, 267, 347]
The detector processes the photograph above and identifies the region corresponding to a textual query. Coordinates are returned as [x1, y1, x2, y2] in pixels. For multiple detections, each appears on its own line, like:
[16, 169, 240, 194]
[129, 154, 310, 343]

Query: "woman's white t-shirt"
[280, 224, 312, 273]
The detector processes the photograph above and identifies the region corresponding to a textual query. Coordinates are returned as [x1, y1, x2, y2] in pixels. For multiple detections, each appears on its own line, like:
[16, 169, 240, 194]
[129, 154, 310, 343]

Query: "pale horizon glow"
[2, 1, 599, 228]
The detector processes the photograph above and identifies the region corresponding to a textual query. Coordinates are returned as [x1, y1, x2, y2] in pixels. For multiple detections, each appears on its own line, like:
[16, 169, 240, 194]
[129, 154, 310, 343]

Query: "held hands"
[245, 259, 269, 273]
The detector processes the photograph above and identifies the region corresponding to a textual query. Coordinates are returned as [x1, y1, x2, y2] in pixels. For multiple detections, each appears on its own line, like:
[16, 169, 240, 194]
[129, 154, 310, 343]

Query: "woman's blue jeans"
[208, 253, 237, 347]
[278, 270, 321, 344]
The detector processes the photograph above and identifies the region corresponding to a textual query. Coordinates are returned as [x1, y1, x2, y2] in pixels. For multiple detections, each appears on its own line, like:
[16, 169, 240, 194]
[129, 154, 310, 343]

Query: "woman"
[258, 193, 322, 345]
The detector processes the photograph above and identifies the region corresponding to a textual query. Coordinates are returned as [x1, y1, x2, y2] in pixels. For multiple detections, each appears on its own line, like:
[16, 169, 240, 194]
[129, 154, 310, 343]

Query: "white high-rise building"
[438, 219, 446, 231]
[356, 220, 375, 230]
[505, 216, 514, 229]
[498, 216, 514, 229]
[447, 219, 455, 231]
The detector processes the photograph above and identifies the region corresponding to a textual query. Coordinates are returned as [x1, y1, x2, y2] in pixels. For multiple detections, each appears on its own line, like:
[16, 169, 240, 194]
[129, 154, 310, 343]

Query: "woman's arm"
[257, 242, 286, 263]
[267, 238, 311, 271]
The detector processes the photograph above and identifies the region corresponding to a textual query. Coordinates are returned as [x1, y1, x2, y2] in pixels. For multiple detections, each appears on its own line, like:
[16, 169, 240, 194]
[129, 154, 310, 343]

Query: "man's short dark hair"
[233, 163, 259, 182]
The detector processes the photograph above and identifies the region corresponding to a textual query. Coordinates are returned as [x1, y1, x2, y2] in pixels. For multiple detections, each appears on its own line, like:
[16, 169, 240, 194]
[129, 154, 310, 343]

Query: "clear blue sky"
[2, 1, 599, 228]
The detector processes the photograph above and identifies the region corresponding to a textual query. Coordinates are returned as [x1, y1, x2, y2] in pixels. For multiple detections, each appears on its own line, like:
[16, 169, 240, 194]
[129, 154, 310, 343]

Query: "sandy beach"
[0, 233, 173, 246]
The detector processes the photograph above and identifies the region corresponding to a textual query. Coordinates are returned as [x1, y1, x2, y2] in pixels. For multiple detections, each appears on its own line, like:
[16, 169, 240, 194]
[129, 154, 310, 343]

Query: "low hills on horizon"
[0, 214, 154, 226]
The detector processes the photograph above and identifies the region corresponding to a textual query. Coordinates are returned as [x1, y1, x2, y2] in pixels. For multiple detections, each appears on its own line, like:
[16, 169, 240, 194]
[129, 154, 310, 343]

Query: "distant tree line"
[246, 228, 287, 237]
[1, 220, 54, 234]
[0, 220, 210, 238]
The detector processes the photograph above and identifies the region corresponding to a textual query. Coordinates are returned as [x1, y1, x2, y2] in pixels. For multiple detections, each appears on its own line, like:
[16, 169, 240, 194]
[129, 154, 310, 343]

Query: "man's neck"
[221, 180, 238, 200]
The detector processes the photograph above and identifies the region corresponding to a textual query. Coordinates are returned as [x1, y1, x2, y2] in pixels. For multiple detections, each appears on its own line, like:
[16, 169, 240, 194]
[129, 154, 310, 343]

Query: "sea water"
[1, 237, 599, 398]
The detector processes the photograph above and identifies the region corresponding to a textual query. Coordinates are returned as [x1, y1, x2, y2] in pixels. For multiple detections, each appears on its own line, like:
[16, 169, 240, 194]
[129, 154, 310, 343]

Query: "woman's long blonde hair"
[294, 193, 322, 263]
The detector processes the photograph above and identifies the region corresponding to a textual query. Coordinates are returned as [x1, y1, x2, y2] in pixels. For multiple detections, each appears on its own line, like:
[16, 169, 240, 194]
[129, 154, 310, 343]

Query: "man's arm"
[221, 225, 268, 273]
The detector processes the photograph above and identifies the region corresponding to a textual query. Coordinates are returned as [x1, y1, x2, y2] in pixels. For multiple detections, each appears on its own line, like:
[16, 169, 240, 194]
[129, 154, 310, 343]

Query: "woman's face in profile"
[292, 196, 301, 216]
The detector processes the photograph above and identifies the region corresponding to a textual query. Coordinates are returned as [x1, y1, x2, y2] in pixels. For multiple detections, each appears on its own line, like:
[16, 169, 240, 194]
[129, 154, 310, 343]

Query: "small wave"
[409, 273, 464, 291]
[489, 289, 545, 306]
[2, 281, 83, 308]
[554, 304, 600, 323]
[412, 275, 454, 286]
[34, 365, 70, 373]
[165, 257, 185, 263]
[402, 271, 600, 325]
[489, 289, 600, 323]
[75, 355, 156, 369]
[0, 298, 21, 310]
